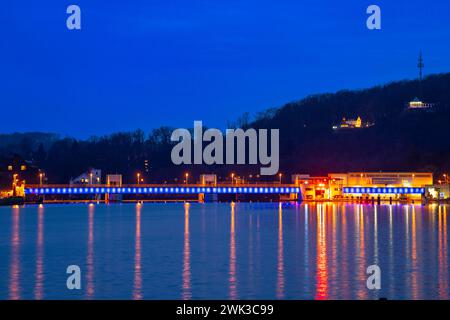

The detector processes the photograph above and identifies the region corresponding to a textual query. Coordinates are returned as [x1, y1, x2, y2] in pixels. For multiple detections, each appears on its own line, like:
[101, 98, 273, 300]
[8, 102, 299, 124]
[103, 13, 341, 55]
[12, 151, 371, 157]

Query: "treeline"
[33, 128, 178, 183]
[0, 132, 59, 157]
[2, 72, 450, 183]
[245, 72, 450, 175]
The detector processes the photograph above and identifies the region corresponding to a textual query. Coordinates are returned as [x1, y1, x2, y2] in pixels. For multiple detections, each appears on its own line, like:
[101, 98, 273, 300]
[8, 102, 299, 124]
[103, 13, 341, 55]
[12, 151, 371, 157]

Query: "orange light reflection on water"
[356, 205, 367, 300]
[35, 205, 45, 299]
[133, 203, 142, 300]
[315, 204, 328, 300]
[341, 204, 349, 299]
[438, 205, 448, 299]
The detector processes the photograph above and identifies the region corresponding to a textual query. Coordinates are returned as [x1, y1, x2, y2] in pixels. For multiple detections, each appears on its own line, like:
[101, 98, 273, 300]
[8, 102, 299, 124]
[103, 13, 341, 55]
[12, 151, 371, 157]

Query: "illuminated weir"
[25, 186, 300, 195]
[24, 185, 302, 203]
[293, 172, 432, 202]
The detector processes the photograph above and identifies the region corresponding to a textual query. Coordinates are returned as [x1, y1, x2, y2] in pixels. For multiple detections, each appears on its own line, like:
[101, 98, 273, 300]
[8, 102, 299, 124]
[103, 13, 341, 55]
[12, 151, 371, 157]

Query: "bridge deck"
[343, 187, 425, 194]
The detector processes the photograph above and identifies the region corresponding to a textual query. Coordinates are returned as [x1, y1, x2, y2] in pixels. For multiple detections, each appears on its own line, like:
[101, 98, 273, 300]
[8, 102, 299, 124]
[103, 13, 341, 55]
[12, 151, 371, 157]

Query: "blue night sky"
[1, 0, 450, 138]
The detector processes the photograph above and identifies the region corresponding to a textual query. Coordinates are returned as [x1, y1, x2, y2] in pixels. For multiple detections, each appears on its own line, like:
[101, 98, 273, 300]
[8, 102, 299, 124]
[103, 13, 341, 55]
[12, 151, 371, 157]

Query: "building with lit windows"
[342, 172, 432, 201]
[292, 174, 346, 201]
[0, 155, 40, 187]
[70, 168, 102, 185]
[407, 97, 434, 110]
[292, 175, 327, 200]
[293, 172, 433, 201]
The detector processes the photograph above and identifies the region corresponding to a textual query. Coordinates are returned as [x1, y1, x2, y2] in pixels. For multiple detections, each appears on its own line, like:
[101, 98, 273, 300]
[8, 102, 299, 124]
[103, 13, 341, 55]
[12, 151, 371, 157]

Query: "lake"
[0, 202, 448, 300]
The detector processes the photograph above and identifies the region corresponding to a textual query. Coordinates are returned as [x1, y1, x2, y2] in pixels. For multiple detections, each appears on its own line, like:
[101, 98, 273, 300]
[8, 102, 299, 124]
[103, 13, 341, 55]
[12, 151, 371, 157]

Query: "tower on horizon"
[418, 51, 424, 81]
[407, 51, 434, 111]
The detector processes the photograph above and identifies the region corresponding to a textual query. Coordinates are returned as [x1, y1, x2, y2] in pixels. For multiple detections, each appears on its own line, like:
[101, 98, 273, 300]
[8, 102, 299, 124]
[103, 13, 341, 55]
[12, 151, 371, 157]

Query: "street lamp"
[185, 173, 189, 185]
[279, 173, 283, 184]
[137, 173, 141, 185]
[231, 173, 235, 185]
[39, 172, 44, 186]
[89, 172, 93, 185]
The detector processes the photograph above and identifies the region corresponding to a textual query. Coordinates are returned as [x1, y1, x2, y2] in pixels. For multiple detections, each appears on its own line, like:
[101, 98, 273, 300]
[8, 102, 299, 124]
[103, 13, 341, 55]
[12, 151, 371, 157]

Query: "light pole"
[231, 173, 235, 185]
[137, 173, 141, 185]
[89, 172, 93, 186]
[185, 173, 189, 185]
[12, 174, 18, 196]
[279, 173, 282, 184]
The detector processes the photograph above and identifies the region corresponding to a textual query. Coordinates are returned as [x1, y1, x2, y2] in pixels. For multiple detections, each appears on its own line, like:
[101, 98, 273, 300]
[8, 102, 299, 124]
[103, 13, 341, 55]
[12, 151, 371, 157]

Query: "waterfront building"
[293, 172, 433, 201]
[70, 168, 102, 185]
[199, 174, 217, 186]
[328, 173, 348, 199]
[0, 155, 40, 187]
[345, 172, 431, 186]
[343, 172, 432, 201]
[292, 174, 340, 201]
[425, 184, 450, 200]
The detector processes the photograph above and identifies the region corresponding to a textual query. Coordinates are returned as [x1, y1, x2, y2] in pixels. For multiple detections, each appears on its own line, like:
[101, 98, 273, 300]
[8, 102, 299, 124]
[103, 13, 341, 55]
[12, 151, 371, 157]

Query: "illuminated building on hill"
[408, 97, 434, 110]
[293, 172, 433, 201]
[332, 116, 374, 130]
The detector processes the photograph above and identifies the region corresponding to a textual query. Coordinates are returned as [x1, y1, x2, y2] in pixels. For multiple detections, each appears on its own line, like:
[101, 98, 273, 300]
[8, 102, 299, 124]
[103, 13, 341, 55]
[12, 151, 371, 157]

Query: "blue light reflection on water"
[0, 202, 448, 300]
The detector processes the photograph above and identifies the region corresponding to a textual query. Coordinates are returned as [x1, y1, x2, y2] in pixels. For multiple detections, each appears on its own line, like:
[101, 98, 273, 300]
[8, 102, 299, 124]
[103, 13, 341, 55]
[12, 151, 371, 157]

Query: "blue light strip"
[24, 186, 301, 195]
[342, 187, 425, 194]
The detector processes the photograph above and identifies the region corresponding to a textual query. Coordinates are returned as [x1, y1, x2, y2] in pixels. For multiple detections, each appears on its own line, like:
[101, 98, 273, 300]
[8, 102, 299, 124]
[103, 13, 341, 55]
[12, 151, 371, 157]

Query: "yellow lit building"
[292, 174, 347, 201]
[346, 172, 431, 187]
[408, 97, 434, 110]
[425, 184, 450, 200]
[332, 116, 374, 130]
[342, 172, 432, 201]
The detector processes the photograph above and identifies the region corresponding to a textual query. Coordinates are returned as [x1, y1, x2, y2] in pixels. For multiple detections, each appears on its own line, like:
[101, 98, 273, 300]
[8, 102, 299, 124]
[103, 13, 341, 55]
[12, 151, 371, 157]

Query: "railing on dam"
[25, 184, 301, 195]
[343, 187, 425, 194]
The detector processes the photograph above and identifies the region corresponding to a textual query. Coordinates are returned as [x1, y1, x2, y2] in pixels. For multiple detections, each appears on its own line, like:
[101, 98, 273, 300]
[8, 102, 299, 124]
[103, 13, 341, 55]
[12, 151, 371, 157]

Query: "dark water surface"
[0, 202, 448, 300]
